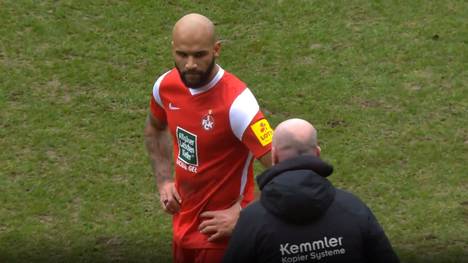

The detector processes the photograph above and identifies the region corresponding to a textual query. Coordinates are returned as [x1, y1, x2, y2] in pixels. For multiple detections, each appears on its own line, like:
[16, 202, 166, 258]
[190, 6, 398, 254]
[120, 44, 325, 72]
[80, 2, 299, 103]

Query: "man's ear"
[271, 146, 278, 165]
[316, 145, 321, 157]
[171, 41, 176, 56]
[213, 40, 221, 58]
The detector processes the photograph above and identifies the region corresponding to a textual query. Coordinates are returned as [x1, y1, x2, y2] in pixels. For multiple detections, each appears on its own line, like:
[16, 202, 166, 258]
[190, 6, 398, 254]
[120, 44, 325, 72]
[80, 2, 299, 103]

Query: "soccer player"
[222, 119, 399, 263]
[144, 13, 272, 263]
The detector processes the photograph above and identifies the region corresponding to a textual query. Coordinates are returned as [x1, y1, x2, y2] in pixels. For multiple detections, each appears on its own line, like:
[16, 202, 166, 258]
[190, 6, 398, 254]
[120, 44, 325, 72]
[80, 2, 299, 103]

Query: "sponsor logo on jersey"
[201, 109, 215, 131]
[176, 127, 198, 166]
[250, 119, 273, 146]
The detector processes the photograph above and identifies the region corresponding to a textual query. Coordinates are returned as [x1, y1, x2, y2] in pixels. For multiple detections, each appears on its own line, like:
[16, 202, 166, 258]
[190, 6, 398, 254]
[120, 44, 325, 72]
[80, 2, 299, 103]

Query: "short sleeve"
[229, 88, 272, 159]
[149, 95, 167, 123]
[242, 112, 272, 159]
[149, 71, 170, 123]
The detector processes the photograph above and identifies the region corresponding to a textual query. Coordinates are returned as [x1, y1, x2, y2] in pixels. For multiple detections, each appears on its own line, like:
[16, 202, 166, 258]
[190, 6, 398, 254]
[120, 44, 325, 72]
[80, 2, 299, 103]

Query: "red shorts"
[173, 242, 226, 263]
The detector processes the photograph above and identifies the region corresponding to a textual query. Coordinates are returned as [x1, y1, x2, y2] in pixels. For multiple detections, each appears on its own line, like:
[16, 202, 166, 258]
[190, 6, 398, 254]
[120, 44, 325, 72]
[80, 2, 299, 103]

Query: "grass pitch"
[1, 1, 467, 262]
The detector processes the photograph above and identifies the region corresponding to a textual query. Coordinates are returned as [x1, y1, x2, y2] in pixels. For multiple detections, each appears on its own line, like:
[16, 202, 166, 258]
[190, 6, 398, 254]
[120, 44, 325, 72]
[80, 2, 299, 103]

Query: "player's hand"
[158, 181, 182, 215]
[198, 201, 242, 242]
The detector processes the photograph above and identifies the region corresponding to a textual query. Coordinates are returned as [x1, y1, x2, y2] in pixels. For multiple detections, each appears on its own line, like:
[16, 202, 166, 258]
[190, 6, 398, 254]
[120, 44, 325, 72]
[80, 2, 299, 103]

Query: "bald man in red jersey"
[144, 13, 272, 263]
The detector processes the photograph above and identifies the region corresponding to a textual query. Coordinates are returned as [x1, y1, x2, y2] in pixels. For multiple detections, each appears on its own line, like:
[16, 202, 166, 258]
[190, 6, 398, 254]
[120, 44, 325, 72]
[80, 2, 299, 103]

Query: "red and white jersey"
[150, 66, 272, 249]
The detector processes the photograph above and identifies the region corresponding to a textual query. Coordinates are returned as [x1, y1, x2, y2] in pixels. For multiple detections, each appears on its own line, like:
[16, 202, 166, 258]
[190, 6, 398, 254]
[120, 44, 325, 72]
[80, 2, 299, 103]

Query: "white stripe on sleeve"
[229, 88, 260, 140]
[152, 71, 170, 108]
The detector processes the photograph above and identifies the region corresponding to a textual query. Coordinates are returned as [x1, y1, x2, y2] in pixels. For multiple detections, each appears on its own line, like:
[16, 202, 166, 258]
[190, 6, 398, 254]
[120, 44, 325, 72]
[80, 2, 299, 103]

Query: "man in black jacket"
[222, 118, 399, 263]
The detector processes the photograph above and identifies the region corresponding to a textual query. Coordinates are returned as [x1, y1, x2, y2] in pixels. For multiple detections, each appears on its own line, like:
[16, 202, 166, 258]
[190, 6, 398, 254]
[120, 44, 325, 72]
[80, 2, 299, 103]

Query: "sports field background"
[1, 1, 467, 262]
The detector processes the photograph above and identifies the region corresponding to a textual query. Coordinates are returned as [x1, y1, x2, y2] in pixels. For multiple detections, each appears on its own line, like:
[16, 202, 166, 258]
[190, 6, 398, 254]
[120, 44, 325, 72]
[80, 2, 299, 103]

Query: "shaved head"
[171, 13, 221, 88]
[272, 118, 320, 163]
[172, 13, 217, 46]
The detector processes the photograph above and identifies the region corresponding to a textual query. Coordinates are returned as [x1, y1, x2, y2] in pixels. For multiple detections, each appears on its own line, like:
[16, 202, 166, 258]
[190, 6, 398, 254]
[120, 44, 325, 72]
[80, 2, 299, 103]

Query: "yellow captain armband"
[250, 119, 273, 146]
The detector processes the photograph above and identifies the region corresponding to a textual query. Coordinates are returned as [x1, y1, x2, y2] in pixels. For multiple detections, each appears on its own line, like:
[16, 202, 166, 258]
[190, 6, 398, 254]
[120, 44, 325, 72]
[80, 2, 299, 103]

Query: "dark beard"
[176, 58, 216, 88]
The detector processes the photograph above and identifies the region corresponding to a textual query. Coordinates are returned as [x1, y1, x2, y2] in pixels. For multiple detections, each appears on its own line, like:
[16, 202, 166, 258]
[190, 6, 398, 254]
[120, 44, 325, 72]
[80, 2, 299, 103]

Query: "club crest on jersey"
[250, 119, 273, 146]
[201, 109, 215, 131]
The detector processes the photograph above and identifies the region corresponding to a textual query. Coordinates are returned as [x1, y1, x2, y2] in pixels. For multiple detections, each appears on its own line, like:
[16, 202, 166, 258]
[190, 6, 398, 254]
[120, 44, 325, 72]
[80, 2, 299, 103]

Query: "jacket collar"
[257, 155, 333, 190]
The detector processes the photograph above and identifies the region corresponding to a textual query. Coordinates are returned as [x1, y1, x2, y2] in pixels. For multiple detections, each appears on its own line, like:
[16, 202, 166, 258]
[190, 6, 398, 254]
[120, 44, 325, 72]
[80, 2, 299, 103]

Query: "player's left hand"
[198, 201, 242, 242]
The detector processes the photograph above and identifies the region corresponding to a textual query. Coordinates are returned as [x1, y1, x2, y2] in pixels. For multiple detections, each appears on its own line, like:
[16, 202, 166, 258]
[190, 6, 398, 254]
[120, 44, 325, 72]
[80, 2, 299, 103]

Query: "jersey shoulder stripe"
[152, 70, 171, 108]
[229, 88, 260, 140]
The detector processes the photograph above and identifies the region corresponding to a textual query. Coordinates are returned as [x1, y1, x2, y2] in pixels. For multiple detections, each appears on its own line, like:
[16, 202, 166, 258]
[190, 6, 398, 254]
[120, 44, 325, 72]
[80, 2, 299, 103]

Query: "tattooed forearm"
[144, 114, 173, 185]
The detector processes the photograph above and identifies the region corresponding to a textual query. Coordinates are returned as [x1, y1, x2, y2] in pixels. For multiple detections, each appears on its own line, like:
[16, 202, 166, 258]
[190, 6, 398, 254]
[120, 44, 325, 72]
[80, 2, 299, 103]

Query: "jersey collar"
[188, 65, 224, 95]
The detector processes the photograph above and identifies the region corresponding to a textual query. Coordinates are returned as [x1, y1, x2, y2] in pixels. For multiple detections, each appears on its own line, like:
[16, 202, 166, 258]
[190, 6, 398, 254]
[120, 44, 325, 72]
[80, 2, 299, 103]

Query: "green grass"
[1, 0, 467, 262]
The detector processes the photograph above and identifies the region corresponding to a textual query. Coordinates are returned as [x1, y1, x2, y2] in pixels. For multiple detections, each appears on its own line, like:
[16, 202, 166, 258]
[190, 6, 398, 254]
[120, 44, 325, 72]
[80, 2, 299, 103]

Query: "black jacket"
[222, 155, 399, 263]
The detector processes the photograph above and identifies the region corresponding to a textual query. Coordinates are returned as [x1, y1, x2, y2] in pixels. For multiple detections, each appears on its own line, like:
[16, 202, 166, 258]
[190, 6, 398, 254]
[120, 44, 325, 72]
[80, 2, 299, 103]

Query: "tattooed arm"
[144, 113, 181, 214]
